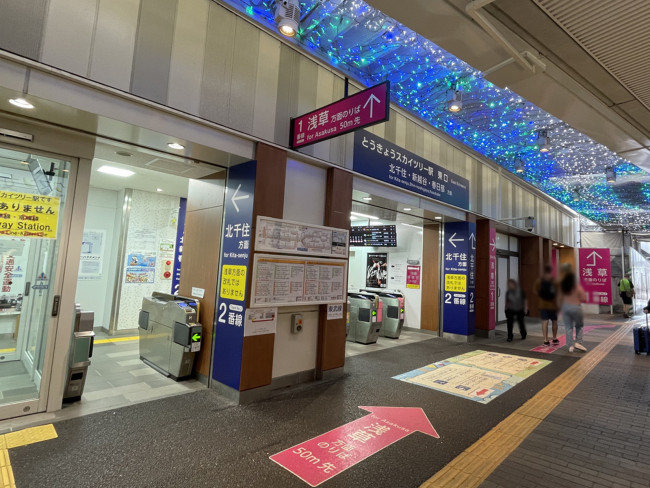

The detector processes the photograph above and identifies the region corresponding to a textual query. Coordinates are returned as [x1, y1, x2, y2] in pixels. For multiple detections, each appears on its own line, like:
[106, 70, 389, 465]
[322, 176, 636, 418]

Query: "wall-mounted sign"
[349, 225, 397, 247]
[79, 229, 105, 281]
[244, 307, 277, 337]
[353, 130, 470, 209]
[443, 222, 476, 336]
[488, 227, 497, 330]
[255, 216, 348, 257]
[0, 191, 60, 239]
[290, 82, 390, 149]
[172, 197, 186, 295]
[250, 254, 347, 308]
[578, 248, 612, 305]
[406, 265, 421, 289]
[327, 303, 344, 320]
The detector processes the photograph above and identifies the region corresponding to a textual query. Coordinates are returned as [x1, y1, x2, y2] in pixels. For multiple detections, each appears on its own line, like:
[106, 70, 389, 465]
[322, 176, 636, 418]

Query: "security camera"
[525, 216, 536, 232]
[275, 0, 300, 37]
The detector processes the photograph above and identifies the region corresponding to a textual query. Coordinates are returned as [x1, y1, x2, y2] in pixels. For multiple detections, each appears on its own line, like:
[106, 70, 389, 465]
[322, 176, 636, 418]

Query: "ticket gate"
[376, 292, 405, 338]
[347, 292, 381, 344]
[138, 293, 202, 380]
[63, 304, 95, 402]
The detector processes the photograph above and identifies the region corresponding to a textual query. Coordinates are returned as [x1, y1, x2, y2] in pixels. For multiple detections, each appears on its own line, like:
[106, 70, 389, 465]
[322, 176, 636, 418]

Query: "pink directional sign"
[488, 227, 497, 331]
[578, 248, 612, 305]
[530, 324, 617, 353]
[270, 406, 438, 487]
[290, 82, 390, 149]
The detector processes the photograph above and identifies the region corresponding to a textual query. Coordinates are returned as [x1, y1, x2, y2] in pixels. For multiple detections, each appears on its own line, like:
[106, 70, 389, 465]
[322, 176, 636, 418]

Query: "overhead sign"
[290, 82, 390, 149]
[255, 216, 348, 257]
[578, 248, 612, 305]
[349, 225, 397, 247]
[213, 160, 257, 390]
[443, 222, 476, 336]
[353, 130, 470, 209]
[270, 406, 438, 487]
[0, 191, 60, 239]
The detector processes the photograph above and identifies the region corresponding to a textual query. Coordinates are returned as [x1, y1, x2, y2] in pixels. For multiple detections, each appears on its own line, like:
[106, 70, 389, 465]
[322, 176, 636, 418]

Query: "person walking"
[560, 270, 587, 353]
[619, 273, 634, 318]
[505, 279, 527, 342]
[535, 265, 559, 346]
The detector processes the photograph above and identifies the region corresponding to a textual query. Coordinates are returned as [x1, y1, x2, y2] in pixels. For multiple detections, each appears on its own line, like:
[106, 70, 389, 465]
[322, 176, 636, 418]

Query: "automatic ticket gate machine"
[138, 293, 202, 380]
[63, 304, 95, 402]
[346, 292, 381, 344]
[376, 292, 405, 338]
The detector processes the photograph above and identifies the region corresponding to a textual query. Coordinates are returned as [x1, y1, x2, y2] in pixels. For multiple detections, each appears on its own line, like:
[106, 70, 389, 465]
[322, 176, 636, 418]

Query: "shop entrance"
[345, 194, 442, 356]
[0, 145, 74, 419]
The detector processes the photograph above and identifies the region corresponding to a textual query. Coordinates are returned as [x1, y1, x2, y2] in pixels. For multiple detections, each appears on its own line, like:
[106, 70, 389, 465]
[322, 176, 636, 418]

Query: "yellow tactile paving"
[93, 336, 138, 344]
[4, 424, 57, 449]
[0, 449, 14, 488]
[421, 324, 631, 488]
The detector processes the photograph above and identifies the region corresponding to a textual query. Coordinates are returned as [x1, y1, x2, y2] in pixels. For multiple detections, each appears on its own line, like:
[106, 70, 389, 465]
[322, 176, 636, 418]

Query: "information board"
[250, 254, 347, 308]
[349, 225, 397, 247]
[0, 191, 60, 239]
[255, 216, 348, 257]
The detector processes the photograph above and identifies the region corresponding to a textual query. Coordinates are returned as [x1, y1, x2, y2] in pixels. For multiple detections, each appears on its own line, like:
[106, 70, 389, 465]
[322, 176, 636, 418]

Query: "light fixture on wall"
[168, 142, 185, 150]
[351, 211, 379, 220]
[362, 196, 372, 201]
[403, 207, 412, 211]
[97, 165, 135, 177]
[515, 157, 525, 174]
[9, 98, 34, 109]
[157, 188, 163, 192]
[446, 86, 462, 113]
[605, 166, 616, 183]
[275, 0, 300, 37]
[572, 189, 580, 202]
[536, 129, 551, 152]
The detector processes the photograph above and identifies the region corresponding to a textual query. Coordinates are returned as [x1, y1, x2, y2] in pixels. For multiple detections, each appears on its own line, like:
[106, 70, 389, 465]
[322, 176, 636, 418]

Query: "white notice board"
[255, 216, 349, 258]
[250, 254, 348, 308]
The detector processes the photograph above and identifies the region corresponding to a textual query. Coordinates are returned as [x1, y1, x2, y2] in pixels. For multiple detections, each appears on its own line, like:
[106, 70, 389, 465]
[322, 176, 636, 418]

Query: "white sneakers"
[569, 343, 588, 353]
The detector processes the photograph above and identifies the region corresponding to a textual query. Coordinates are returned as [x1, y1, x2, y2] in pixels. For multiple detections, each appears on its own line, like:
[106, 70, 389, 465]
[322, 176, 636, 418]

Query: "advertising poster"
[406, 265, 421, 289]
[394, 350, 550, 404]
[125, 253, 156, 284]
[0, 191, 60, 239]
[79, 229, 105, 281]
[578, 248, 612, 305]
[366, 253, 388, 288]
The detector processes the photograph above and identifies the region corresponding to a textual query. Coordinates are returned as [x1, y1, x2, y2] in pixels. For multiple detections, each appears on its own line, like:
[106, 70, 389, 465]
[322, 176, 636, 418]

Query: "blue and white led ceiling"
[226, 0, 650, 230]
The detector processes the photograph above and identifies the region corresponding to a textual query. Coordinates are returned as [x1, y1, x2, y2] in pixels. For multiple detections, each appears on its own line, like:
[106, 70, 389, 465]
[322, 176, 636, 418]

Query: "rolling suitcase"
[634, 314, 650, 355]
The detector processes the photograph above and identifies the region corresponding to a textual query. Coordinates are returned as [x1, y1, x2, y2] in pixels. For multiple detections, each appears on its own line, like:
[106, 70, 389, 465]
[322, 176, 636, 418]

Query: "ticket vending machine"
[138, 293, 202, 380]
[346, 292, 381, 344]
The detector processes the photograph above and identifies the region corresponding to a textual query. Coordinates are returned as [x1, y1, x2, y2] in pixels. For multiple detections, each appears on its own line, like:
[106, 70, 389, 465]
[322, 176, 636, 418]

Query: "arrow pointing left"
[448, 233, 464, 248]
[271, 406, 438, 486]
[191, 333, 201, 342]
[230, 184, 249, 213]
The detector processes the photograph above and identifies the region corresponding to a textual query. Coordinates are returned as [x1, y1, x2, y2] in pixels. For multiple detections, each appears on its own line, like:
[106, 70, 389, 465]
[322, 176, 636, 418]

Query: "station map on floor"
[393, 350, 550, 404]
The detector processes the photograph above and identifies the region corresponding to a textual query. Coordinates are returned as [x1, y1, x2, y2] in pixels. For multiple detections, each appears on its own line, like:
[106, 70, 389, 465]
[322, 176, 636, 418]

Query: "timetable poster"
[366, 253, 388, 288]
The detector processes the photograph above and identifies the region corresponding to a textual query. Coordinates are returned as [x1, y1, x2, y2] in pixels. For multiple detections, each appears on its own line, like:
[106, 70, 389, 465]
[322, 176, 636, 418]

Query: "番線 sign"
[290, 82, 390, 149]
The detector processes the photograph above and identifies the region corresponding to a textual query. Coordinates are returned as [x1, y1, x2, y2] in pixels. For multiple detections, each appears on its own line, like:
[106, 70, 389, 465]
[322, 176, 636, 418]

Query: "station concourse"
[0, 1, 649, 487]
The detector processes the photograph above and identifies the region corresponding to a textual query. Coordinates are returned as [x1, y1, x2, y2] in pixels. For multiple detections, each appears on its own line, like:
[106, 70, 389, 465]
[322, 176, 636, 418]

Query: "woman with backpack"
[561, 270, 587, 353]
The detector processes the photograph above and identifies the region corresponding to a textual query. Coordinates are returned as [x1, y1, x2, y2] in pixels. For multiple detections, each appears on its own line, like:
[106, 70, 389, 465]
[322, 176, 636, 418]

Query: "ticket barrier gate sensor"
[63, 304, 94, 402]
[347, 292, 381, 344]
[363, 291, 405, 338]
[138, 293, 202, 380]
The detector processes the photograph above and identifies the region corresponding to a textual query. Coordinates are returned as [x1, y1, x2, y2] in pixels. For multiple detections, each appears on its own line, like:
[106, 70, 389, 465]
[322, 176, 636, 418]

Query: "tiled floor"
[345, 328, 438, 357]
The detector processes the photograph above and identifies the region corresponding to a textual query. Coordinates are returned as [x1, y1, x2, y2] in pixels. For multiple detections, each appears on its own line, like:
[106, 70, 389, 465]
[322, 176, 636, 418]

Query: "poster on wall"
[0, 238, 29, 295]
[130, 229, 157, 252]
[125, 253, 156, 284]
[406, 265, 421, 289]
[366, 252, 388, 288]
[78, 229, 105, 281]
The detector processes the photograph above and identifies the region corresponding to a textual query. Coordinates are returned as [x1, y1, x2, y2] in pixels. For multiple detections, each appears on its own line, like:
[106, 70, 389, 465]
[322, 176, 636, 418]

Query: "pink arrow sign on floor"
[270, 406, 438, 487]
[530, 324, 617, 353]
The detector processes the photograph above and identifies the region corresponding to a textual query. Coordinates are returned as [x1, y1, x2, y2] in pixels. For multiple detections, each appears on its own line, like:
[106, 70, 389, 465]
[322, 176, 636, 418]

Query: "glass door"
[0, 146, 72, 420]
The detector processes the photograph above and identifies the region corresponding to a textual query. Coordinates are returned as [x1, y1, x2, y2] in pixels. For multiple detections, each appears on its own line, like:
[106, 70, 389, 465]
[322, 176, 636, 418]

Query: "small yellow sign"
[406, 283, 420, 289]
[220, 265, 247, 300]
[445, 274, 467, 292]
[0, 191, 60, 239]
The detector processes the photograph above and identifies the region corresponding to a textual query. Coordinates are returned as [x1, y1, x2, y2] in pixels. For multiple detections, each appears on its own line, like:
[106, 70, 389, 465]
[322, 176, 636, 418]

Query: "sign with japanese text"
[488, 227, 496, 330]
[443, 222, 476, 336]
[353, 130, 470, 209]
[213, 160, 256, 390]
[290, 82, 390, 149]
[578, 248, 612, 305]
[244, 307, 277, 337]
[270, 406, 438, 487]
[79, 229, 105, 281]
[172, 197, 186, 295]
[255, 216, 348, 257]
[327, 303, 344, 320]
[0, 191, 60, 239]
[406, 265, 420, 289]
[0, 238, 29, 295]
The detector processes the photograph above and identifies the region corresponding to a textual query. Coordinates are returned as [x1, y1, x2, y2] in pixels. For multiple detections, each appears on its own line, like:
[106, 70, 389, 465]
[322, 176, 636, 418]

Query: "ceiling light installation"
[9, 98, 34, 109]
[515, 157, 525, 174]
[572, 189, 580, 202]
[446, 85, 462, 113]
[606, 166, 616, 184]
[536, 130, 551, 153]
[275, 0, 300, 37]
[167, 142, 185, 150]
[97, 166, 135, 177]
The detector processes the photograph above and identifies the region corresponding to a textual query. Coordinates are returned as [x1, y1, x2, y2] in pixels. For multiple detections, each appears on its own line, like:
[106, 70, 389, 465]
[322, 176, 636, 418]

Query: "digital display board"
[350, 225, 397, 247]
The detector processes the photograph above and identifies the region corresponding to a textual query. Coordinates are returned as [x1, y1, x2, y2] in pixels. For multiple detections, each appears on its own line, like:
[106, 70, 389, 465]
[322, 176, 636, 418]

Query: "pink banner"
[488, 227, 497, 330]
[406, 265, 420, 289]
[578, 248, 612, 305]
[270, 406, 438, 486]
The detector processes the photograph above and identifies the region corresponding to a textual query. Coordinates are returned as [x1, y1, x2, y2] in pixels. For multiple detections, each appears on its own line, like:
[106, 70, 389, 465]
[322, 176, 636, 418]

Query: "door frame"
[495, 248, 520, 325]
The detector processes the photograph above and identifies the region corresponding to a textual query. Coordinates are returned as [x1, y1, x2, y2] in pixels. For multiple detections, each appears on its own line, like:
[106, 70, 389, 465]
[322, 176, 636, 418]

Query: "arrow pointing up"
[469, 233, 477, 250]
[586, 250, 602, 267]
[230, 184, 249, 213]
[448, 233, 464, 248]
[363, 93, 381, 118]
[358, 406, 439, 437]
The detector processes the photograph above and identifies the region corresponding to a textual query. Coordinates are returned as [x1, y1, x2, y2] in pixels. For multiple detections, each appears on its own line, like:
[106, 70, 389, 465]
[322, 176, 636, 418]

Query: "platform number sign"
[443, 221, 476, 336]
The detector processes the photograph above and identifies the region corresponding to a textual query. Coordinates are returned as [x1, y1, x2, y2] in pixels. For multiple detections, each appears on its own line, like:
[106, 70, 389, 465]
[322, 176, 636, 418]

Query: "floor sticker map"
[393, 350, 550, 404]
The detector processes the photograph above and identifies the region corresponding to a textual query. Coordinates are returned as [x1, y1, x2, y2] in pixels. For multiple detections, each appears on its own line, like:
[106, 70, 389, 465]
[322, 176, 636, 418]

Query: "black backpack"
[539, 279, 556, 301]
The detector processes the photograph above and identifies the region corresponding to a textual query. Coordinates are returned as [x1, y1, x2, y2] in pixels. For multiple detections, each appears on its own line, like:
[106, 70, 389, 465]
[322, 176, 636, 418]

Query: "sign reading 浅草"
[0, 191, 60, 239]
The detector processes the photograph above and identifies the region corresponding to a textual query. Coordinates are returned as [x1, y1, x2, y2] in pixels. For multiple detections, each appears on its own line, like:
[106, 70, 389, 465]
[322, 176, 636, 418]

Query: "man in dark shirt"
[534, 265, 559, 346]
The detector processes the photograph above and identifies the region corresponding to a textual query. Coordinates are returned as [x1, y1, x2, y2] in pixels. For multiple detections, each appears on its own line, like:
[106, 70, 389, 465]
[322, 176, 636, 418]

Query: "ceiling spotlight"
[403, 208, 412, 211]
[275, 0, 300, 37]
[536, 129, 551, 152]
[9, 98, 34, 109]
[605, 166, 616, 183]
[435, 216, 442, 220]
[168, 142, 184, 150]
[362, 197, 372, 201]
[157, 188, 163, 192]
[116, 151, 132, 157]
[572, 189, 580, 202]
[515, 158, 525, 174]
[446, 88, 462, 113]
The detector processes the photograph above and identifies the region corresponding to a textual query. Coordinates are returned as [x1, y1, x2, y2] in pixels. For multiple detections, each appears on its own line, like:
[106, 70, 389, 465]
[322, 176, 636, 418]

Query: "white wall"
[348, 223, 423, 328]
[75, 187, 119, 329]
[272, 160, 327, 379]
